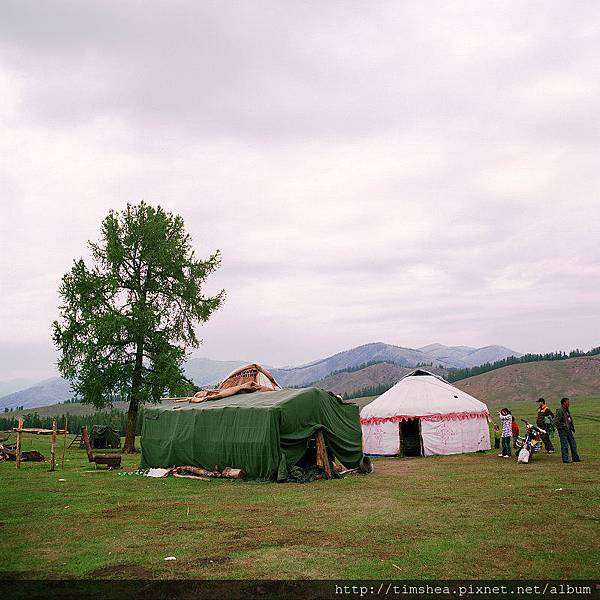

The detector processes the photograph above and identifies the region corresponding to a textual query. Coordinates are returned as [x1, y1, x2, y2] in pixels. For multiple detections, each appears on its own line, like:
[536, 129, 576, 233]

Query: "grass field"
[1, 397, 598, 580]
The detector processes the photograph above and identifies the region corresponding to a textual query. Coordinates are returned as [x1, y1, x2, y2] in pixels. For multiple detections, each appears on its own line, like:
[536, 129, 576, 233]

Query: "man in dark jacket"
[536, 398, 555, 452]
[554, 397, 581, 464]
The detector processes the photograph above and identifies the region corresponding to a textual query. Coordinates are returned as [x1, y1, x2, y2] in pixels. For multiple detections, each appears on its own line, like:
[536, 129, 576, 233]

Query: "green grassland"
[1, 397, 598, 580]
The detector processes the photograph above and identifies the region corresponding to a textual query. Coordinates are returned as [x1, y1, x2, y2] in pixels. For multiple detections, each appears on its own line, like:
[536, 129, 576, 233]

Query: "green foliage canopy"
[52, 202, 224, 412]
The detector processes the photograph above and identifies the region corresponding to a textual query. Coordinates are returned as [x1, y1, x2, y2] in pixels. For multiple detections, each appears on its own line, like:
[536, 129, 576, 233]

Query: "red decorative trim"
[360, 410, 490, 425]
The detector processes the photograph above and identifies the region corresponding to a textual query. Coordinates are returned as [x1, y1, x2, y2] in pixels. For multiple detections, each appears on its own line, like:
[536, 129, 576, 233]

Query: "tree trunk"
[123, 338, 144, 453]
[122, 397, 139, 453]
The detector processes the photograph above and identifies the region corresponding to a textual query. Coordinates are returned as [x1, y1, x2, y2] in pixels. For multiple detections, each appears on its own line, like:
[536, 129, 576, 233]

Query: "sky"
[1, 1, 600, 381]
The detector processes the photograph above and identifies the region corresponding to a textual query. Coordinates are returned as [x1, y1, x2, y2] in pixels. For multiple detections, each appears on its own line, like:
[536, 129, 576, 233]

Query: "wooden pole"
[61, 415, 68, 470]
[50, 419, 57, 472]
[315, 429, 332, 479]
[16, 416, 23, 469]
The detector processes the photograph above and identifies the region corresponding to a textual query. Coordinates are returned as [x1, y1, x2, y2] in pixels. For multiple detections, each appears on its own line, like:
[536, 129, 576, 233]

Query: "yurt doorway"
[399, 419, 423, 457]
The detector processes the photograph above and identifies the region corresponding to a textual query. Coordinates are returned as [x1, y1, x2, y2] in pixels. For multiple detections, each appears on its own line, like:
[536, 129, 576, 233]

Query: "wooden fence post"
[61, 415, 68, 470]
[16, 416, 23, 469]
[50, 419, 57, 472]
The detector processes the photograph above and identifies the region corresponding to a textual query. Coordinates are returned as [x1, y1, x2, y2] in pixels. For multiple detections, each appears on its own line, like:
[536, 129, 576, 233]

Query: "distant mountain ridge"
[310, 362, 448, 397]
[8, 357, 599, 420]
[271, 342, 521, 387]
[0, 377, 37, 397]
[454, 356, 600, 404]
[0, 341, 521, 410]
[289, 355, 600, 402]
[271, 343, 435, 387]
[418, 343, 521, 368]
[0, 377, 73, 410]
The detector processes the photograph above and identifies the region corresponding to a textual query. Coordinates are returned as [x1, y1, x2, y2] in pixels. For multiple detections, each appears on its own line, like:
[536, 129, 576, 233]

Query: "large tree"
[53, 202, 224, 452]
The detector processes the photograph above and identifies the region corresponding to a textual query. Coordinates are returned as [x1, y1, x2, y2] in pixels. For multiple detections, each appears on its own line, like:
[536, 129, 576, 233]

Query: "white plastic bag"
[517, 447, 530, 463]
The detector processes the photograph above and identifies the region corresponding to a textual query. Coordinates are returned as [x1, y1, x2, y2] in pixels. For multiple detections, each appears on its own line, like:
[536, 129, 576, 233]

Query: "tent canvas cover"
[81, 425, 121, 449]
[361, 369, 491, 456]
[141, 387, 364, 481]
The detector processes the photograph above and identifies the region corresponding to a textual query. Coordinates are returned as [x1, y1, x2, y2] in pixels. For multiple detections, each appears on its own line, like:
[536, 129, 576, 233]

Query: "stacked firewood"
[0, 443, 45, 462]
[171, 465, 246, 480]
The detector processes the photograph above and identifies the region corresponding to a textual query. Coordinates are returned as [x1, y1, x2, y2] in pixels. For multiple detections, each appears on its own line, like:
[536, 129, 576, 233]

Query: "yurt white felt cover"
[360, 369, 491, 456]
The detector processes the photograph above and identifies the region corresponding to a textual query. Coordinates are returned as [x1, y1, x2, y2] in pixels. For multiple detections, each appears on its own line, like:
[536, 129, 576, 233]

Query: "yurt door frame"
[399, 418, 424, 457]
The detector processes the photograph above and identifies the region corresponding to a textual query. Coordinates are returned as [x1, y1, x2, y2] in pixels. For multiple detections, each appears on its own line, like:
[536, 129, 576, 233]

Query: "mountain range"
[271, 342, 520, 387]
[306, 362, 448, 397]
[8, 355, 599, 420]
[0, 377, 73, 411]
[455, 355, 600, 404]
[0, 341, 520, 410]
[0, 377, 37, 398]
[417, 343, 522, 369]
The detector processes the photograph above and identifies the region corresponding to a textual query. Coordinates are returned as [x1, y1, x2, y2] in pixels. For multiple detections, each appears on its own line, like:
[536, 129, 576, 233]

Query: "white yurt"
[360, 369, 491, 456]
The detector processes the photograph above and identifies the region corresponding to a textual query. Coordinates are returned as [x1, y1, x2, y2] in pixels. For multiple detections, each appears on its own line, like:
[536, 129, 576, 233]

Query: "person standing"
[511, 417, 520, 448]
[536, 398, 555, 453]
[554, 397, 581, 464]
[498, 409, 512, 458]
[493, 424, 501, 450]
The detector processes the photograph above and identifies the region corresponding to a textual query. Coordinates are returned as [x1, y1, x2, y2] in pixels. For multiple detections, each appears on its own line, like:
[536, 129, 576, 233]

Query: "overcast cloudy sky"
[1, 1, 599, 380]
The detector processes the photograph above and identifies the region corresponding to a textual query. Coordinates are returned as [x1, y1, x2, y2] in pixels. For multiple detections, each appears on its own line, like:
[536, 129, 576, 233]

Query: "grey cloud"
[1, 1, 599, 378]
[1, 1, 598, 144]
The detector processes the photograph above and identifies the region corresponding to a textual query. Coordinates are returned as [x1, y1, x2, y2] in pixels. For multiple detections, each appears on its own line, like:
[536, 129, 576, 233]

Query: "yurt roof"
[219, 363, 281, 391]
[360, 369, 489, 422]
[164, 363, 281, 404]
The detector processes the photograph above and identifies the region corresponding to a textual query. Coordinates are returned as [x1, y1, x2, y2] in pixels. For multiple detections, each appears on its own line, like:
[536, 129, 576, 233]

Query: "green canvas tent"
[140, 387, 365, 481]
[79, 425, 121, 449]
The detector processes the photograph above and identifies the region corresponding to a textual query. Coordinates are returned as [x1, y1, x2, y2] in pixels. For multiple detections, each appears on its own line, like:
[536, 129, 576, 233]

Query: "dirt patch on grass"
[100, 504, 142, 518]
[218, 524, 368, 556]
[88, 563, 154, 579]
[174, 523, 202, 531]
[101, 500, 191, 519]
[368, 458, 418, 476]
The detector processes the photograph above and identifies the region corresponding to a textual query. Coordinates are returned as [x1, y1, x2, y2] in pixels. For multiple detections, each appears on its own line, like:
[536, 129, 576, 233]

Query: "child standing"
[498, 409, 512, 458]
[493, 424, 500, 450]
[512, 416, 520, 448]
